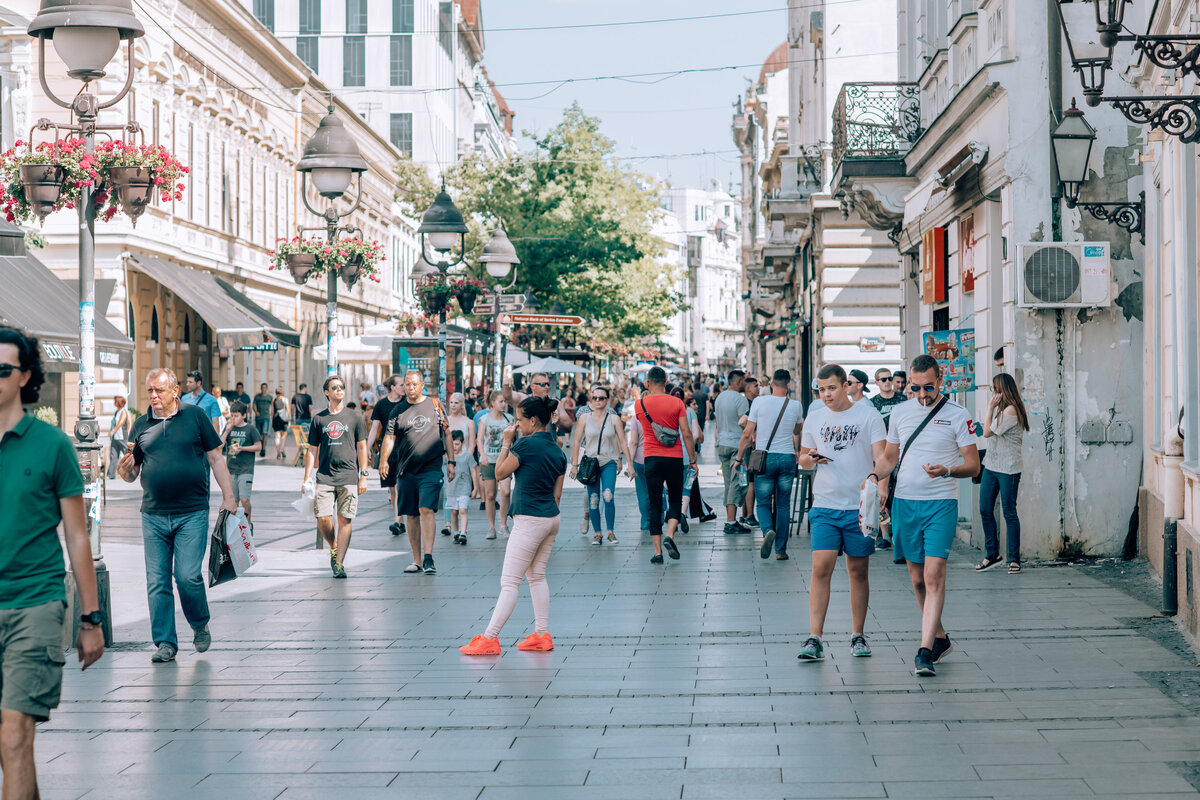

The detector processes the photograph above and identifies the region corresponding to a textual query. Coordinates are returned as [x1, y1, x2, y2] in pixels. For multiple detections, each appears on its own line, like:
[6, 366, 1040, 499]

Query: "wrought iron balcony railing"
[831, 82, 922, 173]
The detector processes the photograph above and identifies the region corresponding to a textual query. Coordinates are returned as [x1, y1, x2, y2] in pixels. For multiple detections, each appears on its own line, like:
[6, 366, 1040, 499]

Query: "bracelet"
[867, 472, 879, 481]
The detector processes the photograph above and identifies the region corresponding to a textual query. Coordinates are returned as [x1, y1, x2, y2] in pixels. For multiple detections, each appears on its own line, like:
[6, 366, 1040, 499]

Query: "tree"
[393, 104, 682, 339]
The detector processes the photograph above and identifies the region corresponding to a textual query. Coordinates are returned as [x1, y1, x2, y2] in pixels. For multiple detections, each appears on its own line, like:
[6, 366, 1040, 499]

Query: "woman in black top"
[461, 396, 567, 656]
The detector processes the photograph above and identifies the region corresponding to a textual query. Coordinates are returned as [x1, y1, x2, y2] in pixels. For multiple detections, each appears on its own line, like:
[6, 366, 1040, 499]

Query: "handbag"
[746, 398, 791, 475]
[576, 412, 606, 485]
[207, 509, 238, 588]
[640, 399, 680, 448]
[884, 395, 948, 512]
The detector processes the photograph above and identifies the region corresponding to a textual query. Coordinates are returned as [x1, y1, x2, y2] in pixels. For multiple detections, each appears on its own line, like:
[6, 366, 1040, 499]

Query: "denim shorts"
[808, 507, 876, 558]
[891, 498, 958, 563]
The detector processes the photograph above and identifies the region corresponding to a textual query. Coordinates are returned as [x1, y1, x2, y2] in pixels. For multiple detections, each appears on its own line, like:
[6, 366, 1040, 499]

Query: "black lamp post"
[295, 108, 368, 377]
[28, 0, 146, 646]
[479, 225, 519, 391]
[414, 187, 468, 404]
[551, 300, 566, 358]
[1051, 100, 1145, 242]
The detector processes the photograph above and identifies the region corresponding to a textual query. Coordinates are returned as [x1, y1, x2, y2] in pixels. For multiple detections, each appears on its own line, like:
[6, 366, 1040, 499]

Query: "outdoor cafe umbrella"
[512, 355, 589, 375]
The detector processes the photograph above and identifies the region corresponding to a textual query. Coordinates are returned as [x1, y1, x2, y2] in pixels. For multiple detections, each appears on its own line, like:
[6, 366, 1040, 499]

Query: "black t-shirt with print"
[307, 408, 367, 485]
[223, 422, 261, 475]
[386, 396, 447, 475]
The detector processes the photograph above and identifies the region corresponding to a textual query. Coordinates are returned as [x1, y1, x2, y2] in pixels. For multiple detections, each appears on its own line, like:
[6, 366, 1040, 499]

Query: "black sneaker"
[679, 517, 690, 534]
[760, 531, 775, 559]
[699, 512, 717, 523]
[723, 522, 740, 535]
[734, 519, 751, 532]
[662, 537, 680, 560]
[914, 648, 936, 676]
[422, 555, 436, 574]
[389, 522, 402, 536]
[931, 635, 953, 663]
[332, 562, 347, 579]
[650, 554, 664, 564]
[876, 535, 891, 550]
[440, 526, 451, 537]
[746, 516, 760, 528]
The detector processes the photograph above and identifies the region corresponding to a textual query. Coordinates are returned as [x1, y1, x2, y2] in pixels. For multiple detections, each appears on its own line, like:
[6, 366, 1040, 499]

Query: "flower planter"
[107, 166, 156, 223]
[340, 256, 363, 288]
[420, 289, 451, 316]
[286, 253, 317, 284]
[19, 164, 64, 219]
[403, 322, 417, 335]
[457, 288, 478, 314]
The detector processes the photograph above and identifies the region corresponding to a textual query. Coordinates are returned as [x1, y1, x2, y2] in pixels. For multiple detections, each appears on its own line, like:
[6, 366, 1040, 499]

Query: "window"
[343, 36, 365, 85]
[253, 0, 274, 31]
[392, 0, 413, 32]
[390, 113, 412, 155]
[296, 37, 319, 70]
[346, 0, 367, 33]
[390, 35, 412, 85]
[438, 1, 453, 55]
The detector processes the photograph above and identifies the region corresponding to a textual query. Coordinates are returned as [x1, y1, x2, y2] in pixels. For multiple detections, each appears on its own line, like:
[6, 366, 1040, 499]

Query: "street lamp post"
[479, 226, 519, 392]
[414, 187, 468, 404]
[28, 0, 146, 645]
[295, 108, 368, 377]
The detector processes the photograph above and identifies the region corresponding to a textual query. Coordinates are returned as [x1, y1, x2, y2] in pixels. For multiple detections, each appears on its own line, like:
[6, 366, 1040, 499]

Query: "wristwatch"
[359, 469, 369, 477]
[80, 610, 105, 626]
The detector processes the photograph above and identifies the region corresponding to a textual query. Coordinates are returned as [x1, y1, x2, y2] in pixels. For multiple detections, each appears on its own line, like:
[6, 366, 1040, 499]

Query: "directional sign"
[503, 313, 584, 326]
[475, 294, 527, 314]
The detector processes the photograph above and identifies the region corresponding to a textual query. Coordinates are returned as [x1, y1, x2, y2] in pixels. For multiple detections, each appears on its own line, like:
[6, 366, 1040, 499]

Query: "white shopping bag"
[858, 481, 881, 537]
[225, 508, 258, 575]
[291, 482, 316, 519]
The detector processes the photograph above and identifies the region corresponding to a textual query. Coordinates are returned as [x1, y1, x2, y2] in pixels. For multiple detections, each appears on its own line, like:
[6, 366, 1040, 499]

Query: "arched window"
[150, 306, 160, 343]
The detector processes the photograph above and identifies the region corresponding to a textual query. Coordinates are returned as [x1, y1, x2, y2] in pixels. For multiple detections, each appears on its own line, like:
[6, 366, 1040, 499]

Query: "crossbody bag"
[640, 398, 680, 448]
[576, 412, 607, 485]
[746, 399, 791, 475]
[885, 395, 948, 512]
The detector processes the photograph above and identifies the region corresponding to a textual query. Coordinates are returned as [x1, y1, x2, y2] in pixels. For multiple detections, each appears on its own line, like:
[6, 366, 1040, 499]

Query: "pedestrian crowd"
[0, 319, 1033, 797]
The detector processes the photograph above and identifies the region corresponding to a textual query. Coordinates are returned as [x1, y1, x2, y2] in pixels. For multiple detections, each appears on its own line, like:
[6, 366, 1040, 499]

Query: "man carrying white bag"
[794, 365, 887, 662]
[208, 509, 258, 587]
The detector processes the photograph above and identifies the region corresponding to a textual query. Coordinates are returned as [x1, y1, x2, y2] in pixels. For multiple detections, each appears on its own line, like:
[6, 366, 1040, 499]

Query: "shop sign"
[922, 328, 976, 392]
[239, 342, 279, 351]
[859, 336, 886, 353]
[922, 226, 948, 304]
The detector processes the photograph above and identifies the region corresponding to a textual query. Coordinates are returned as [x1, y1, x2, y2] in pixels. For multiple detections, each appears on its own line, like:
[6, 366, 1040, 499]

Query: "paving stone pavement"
[29, 459, 1200, 799]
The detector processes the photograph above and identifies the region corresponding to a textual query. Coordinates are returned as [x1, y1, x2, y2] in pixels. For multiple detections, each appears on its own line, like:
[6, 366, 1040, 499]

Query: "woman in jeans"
[460, 396, 568, 655]
[570, 385, 635, 545]
[976, 372, 1030, 573]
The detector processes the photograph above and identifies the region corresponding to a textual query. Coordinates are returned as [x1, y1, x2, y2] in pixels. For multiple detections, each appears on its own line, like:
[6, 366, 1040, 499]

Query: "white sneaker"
[486, 528, 497, 540]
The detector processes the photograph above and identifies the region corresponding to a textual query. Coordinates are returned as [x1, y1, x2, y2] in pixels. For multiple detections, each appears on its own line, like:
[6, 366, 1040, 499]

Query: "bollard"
[1163, 519, 1178, 617]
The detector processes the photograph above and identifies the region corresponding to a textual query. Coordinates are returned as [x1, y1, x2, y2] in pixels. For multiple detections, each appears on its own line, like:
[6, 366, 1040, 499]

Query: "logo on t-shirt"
[326, 420, 349, 440]
[409, 413, 432, 433]
[933, 419, 951, 426]
[820, 423, 862, 452]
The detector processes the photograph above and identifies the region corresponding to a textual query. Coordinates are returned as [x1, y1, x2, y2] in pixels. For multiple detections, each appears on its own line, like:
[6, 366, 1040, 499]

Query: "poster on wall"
[960, 215, 976, 293]
[922, 328, 976, 392]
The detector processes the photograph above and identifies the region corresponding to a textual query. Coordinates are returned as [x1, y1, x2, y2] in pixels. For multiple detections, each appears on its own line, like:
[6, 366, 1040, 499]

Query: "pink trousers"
[484, 514, 561, 638]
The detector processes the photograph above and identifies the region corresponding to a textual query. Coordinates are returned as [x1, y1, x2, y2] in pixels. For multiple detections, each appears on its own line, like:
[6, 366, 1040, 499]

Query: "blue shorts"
[808, 507, 876, 558]
[891, 498, 958, 564]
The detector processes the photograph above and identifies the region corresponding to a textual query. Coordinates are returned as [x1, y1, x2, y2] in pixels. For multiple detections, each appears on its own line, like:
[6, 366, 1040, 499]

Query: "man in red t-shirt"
[634, 367, 697, 564]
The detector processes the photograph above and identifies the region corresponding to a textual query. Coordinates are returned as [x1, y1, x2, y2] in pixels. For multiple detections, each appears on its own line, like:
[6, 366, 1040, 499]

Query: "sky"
[480, 1, 787, 193]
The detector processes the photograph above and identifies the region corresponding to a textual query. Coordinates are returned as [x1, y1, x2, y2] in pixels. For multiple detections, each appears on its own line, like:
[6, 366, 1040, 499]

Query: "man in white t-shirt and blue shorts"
[872, 354, 980, 677]
[795, 364, 887, 661]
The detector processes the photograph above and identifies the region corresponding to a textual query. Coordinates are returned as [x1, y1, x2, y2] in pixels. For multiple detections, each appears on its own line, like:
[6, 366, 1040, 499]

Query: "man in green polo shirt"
[0, 326, 105, 799]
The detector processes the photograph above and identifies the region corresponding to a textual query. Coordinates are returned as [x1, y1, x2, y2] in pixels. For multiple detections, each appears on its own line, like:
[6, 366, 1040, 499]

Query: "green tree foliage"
[393, 104, 683, 340]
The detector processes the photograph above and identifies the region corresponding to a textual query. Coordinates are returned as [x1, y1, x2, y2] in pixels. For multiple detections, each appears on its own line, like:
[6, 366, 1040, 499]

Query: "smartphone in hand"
[814, 453, 835, 463]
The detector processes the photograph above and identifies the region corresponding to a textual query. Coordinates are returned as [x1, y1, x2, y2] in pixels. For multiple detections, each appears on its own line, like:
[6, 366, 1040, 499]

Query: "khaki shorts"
[0, 599, 67, 721]
[314, 482, 358, 520]
[233, 473, 254, 503]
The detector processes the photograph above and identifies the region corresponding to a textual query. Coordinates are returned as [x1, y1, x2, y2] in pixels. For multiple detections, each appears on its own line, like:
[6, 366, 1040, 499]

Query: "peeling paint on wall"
[1116, 280, 1144, 322]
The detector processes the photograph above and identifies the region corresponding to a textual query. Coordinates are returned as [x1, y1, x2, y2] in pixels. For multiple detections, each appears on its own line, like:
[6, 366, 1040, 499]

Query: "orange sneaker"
[517, 632, 554, 651]
[459, 634, 501, 655]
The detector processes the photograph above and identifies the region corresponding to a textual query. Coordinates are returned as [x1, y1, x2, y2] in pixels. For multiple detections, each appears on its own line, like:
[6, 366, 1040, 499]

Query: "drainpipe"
[1048, 0, 1063, 242]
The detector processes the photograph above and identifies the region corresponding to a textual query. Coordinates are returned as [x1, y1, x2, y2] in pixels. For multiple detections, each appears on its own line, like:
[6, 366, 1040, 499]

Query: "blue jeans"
[633, 462, 649, 530]
[142, 509, 211, 651]
[587, 460, 619, 533]
[754, 453, 795, 553]
[979, 469, 1022, 562]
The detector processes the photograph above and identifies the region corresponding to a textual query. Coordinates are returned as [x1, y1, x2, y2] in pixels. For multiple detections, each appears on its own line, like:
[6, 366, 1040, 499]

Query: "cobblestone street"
[38, 465, 1200, 799]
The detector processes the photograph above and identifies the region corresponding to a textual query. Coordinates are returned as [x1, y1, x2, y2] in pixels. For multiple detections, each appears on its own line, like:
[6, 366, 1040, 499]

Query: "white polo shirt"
[887, 398, 976, 501]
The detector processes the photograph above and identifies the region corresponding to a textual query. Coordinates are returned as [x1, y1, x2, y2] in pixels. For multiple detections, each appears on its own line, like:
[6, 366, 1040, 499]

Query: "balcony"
[831, 82, 922, 188]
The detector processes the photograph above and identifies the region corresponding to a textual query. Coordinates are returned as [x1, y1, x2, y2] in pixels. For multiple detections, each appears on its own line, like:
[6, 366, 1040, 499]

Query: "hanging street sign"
[502, 313, 584, 326]
[475, 294, 527, 314]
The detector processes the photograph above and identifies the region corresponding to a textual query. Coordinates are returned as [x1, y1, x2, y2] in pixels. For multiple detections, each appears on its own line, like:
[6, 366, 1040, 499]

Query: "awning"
[128, 256, 298, 350]
[0, 254, 134, 373]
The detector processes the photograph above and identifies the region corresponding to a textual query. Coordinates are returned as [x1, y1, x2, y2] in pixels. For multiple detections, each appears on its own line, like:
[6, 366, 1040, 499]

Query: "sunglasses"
[328, 384, 346, 391]
[0, 363, 23, 379]
[875, 376, 892, 382]
[532, 382, 550, 387]
[914, 384, 938, 393]
[591, 395, 608, 401]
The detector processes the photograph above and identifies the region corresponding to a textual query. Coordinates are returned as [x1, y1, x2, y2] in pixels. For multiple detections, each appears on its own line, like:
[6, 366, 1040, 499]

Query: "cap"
[849, 369, 870, 385]
[811, 379, 819, 391]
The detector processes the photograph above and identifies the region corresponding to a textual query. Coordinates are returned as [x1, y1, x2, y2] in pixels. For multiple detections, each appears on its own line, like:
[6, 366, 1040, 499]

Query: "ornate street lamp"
[295, 108, 368, 377]
[1057, 0, 1200, 141]
[413, 187, 468, 404]
[27, 0, 146, 645]
[479, 226, 519, 391]
[1051, 100, 1145, 242]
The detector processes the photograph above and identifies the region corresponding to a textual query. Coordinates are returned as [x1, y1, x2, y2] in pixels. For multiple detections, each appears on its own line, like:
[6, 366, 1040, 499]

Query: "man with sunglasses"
[0, 328, 105, 799]
[119, 367, 237, 663]
[303, 376, 369, 579]
[504, 372, 559, 441]
[870, 355, 980, 677]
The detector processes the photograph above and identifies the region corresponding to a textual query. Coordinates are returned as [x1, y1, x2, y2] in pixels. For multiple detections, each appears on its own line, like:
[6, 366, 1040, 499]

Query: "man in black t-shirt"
[367, 375, 405, 537]
[222, 401, 262, 522]
[380, 369, 455, 575]
[117, 367, 236, 664]
[291, 384, 314, 429]
[303, 376, 368, 579]
[252, 383, 273, 456]
[231, 382, 251, 407]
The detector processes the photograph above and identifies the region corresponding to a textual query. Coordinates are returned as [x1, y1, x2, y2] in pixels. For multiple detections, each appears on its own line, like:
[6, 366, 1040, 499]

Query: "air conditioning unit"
[1016, 242, 1112, 308]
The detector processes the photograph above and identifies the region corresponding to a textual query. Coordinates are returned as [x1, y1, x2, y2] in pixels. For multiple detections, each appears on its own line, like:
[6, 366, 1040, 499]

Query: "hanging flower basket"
[340, 255, 364, 288]
[321, 237, 384, 287]
[17, 164, 64, 219]
[105, 165, 155, 223]
[448, 277, 488, 315]
[270, 237, 328, 283]
[417, 277, 453, 316]
[92, 141, 188, 224]
[285, 252, 317, 284]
